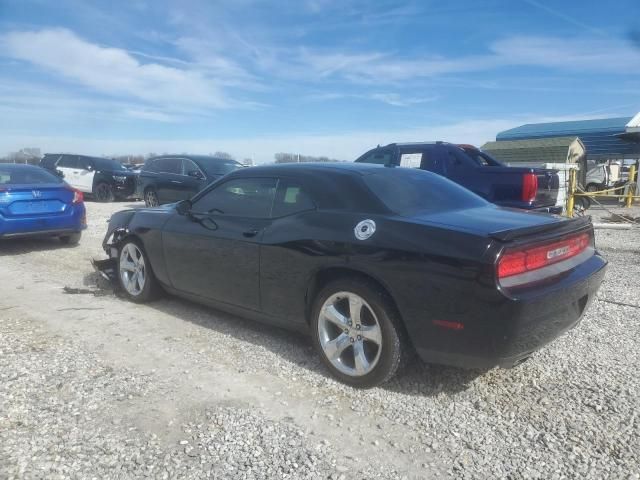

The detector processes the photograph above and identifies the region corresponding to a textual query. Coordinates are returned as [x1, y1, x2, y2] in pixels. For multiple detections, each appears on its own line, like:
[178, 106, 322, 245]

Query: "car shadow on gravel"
[88, 272, 486, 396]
[0, 237, 79, 255]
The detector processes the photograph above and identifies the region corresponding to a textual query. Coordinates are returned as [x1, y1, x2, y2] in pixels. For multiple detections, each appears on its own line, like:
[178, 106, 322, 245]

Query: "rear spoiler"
[490, 216, 592, 242]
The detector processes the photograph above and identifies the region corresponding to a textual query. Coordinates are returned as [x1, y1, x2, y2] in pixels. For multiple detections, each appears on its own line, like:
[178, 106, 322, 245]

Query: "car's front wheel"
[95, 182, 115, 202]
[311, 278, 407, 388]
[144, 188, 159, 207]
[117, 239, 160, 302]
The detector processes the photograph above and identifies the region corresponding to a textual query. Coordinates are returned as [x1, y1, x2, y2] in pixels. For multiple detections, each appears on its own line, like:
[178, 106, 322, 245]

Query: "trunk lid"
[0, 184, 73, 218]
[408, 205, 563, 237]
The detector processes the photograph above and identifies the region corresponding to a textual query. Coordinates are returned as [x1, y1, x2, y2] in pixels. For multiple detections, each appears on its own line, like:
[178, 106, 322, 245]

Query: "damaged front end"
[92, 209, 137, 283]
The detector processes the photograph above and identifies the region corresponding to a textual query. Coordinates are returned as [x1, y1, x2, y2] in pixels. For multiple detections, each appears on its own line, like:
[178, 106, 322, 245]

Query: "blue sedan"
[0, 163, 86, 244]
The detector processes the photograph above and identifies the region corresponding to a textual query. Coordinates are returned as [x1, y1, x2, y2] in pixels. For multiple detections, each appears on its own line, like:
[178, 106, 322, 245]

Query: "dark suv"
[137, 155, 243, 206]
[40, 154, 137, 202]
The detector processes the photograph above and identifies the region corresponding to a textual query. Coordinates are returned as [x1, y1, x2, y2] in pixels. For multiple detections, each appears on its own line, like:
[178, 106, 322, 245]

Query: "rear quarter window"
[0, 167, 63, 185]
[362, 169, 487, 215]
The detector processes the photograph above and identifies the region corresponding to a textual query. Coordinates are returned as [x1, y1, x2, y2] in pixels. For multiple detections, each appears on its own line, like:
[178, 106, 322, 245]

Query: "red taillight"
[522, 173, 538, 203]
[71, 189, 83, 204]
[498, 232, 592, 280]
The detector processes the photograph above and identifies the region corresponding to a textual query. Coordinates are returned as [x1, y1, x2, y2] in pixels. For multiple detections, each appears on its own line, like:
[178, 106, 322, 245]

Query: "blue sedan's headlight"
[113, 176, 128, 183]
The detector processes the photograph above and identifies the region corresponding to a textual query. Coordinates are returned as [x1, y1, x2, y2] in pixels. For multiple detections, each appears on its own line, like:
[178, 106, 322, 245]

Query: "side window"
[78, 157, 94, 170]
[420, 149, 443, 173]
[445, 148, 472, 174]
[58, 155, 79, 168]
[272, 179, 316, 217]
[155, 158, 181, 174]
[359, 150, 393, 165]
[182, 159, 203, 177]
[193, 177, 277, 218]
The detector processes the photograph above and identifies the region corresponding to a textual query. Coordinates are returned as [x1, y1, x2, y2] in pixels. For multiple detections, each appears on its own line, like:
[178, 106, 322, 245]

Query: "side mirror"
[176, 199, 192, 215]
[188, 170, 204, 180]
[55, 169, 65, 178]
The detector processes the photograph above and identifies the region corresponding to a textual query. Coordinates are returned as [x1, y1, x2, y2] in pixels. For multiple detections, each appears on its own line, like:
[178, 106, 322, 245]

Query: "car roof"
[229, 162, 388, 178]
[149, 154, 240, 164]
[0, 163, 44, 171]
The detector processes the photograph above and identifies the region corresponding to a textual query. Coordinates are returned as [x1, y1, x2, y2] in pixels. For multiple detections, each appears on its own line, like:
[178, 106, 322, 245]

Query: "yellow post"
[566, 167, 576, 217]
[625, 164, 636, 208]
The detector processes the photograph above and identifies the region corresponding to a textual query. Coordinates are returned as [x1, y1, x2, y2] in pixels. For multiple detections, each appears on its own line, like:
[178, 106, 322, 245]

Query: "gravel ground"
[0, 200, 639, 479]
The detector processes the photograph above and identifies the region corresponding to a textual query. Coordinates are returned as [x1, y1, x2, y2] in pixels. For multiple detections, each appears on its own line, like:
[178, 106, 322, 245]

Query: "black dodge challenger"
[96, 163, 606, 388]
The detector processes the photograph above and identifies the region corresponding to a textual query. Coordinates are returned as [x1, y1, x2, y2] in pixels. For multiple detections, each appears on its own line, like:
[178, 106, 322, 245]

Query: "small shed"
[481, 136, 586, 167]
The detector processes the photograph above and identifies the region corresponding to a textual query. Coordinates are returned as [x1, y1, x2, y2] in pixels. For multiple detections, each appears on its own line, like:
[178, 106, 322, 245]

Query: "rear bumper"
[414, 253, 607, 369]
[0, 204, 86, 238]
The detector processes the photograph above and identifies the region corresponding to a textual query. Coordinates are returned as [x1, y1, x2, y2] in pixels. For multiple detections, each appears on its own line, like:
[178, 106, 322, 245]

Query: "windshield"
[0, 165, 63, 185]
[362, 168, 487, 216]
[201, 160, 242, 177]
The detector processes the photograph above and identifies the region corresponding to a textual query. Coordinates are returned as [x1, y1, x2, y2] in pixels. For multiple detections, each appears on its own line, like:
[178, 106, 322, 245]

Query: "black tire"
[95, 182, 115, 202]
[144, 188, 159, 207]
[310, 277, 408, 388]
[117, 238, 160, 303]
[585, 183, 599, 193]
[59, 232, 82, 245]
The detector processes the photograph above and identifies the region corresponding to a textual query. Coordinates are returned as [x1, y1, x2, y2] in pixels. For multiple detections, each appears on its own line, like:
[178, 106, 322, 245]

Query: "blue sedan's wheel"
[311, 278, 406, 388]
[117, 240, 160, 302]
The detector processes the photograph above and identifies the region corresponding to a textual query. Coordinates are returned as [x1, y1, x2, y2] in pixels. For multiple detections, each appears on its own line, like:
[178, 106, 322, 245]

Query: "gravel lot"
[1, 200, 639, 479]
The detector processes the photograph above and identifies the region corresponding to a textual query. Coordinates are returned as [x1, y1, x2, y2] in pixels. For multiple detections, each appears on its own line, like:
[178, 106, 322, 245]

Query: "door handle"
[170, 180, 183, 184]
[243, 228, 260, 238]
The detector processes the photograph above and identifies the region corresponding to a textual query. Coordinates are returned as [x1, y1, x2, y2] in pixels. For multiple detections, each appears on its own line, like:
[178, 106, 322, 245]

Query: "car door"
[153, 157, 183, 203]
[56, 155, 80, 188]
[259, 177, 317, 324]
[162, 176, 277, 310]
[75, 156, 96, 193]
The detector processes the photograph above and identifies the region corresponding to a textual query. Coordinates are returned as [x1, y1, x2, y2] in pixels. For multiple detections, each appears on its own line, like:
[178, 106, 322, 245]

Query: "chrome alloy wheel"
[119, 243, 146, 296]
[145, 190, 159, 207]
[317, 291, 383, 377]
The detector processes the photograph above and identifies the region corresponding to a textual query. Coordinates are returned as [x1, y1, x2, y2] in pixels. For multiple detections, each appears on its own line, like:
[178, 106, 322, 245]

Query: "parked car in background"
[0, 164, 86, 244]
[40, 154, 136, 202]
[95, 163, 605, 388]
[355, 142, 561, 213]
[137, 155, 243, 207]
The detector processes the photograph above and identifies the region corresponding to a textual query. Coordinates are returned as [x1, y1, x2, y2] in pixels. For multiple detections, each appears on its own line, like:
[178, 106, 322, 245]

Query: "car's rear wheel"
[311, 278, 406, 388]
[95, 182, 115, 202]
[117, 240, 159, 302]
[585, 183, 600, 193]
[59, 232, 82, 245]
[145, 188, 159, 207]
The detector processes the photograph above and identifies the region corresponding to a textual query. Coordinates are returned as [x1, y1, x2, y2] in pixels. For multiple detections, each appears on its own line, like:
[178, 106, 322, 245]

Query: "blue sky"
[0, 0, 639, 162]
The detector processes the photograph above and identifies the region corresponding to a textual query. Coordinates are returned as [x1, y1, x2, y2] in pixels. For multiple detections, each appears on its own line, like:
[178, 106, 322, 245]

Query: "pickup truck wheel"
[95, 182, 115, 202]
[311, 278, 407, 388]
[117, 240, 160, 302]
[585, 183, 600, 193]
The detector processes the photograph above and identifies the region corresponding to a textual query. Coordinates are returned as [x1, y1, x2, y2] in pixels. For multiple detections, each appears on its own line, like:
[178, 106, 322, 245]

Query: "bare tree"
[214, 151, 235, 160]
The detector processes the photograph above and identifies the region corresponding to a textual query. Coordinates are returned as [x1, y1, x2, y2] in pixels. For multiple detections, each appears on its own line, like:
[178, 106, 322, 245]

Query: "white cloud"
[124, 109, 180, 122]
[0, 28, 230, 109]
